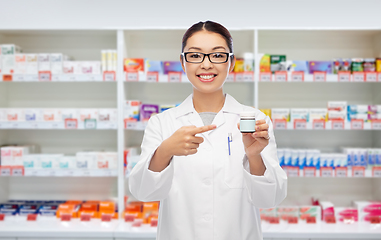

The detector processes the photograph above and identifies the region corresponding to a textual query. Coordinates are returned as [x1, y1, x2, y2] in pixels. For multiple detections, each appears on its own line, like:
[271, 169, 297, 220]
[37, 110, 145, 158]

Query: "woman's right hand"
[163, 124, 217, 157]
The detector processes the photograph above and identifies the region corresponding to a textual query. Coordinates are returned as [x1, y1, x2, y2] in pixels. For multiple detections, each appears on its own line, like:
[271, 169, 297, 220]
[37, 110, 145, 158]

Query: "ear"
[180, 54, 186, 73]
[229, 55, 236, 73]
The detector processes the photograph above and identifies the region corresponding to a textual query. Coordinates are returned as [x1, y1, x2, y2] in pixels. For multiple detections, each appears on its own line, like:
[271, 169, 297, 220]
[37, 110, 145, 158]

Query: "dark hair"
[181, 21, 234, 54]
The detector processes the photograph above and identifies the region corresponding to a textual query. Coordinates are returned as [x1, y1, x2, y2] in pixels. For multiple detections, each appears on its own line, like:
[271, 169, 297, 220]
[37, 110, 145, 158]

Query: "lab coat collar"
[174, 93, 243, 130]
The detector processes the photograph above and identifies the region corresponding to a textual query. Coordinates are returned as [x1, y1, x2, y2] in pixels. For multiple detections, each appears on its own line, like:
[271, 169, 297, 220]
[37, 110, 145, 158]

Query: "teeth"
[199, 75, 215, 80]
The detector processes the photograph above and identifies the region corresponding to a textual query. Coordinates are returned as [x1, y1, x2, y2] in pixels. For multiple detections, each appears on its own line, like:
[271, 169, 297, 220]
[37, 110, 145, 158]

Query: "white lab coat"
[129, 94, 287, 240]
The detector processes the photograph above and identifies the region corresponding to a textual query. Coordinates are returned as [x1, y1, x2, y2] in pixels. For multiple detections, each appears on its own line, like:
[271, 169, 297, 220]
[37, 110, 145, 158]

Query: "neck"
[192, 90, 225, 113]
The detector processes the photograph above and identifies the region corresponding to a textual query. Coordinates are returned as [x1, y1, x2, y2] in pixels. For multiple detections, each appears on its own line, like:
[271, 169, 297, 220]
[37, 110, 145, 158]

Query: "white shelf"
[0, 74, 111, 82]
[0, 122, 117, 130]
[0, 217, 380, 239]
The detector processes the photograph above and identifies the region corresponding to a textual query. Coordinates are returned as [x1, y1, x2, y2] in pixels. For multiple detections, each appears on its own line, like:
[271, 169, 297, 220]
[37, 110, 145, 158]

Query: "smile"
[197, 74, 217, 82]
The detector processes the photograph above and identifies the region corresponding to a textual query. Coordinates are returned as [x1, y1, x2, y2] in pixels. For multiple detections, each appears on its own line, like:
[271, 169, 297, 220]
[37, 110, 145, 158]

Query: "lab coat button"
[203, 214, 212, 221]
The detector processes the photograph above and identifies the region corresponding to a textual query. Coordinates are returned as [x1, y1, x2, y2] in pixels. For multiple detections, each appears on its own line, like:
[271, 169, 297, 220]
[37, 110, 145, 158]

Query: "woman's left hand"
[238, 119, 270, 158]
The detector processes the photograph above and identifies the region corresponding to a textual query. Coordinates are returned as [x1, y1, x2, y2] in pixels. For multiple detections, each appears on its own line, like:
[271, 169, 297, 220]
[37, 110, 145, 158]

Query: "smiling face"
[181, 30, 235, 95]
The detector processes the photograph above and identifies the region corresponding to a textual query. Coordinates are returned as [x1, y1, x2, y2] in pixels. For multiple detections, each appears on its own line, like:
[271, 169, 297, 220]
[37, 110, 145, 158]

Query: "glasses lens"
[209, 53, 228, 63]
[186, 52, 204, 63]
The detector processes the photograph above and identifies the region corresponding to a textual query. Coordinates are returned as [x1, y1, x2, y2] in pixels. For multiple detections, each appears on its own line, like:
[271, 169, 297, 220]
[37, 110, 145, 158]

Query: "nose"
[201, 55, 213, 70]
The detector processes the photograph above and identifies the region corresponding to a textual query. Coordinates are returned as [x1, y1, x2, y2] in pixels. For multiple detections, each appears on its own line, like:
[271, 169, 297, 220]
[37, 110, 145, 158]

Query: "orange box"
[56, 204, 80, 218]
[66, 200, 83, 205]
[126, 202, 143, 213]
[81, 202, 98, 212]
[99, 211, 118, 219]
[78, 211, 99, 219]
[99, 201, 118, 219]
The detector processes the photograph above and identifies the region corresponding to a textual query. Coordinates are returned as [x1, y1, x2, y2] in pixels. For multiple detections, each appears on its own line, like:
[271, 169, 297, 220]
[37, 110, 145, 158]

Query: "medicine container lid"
[240, 112, 256, 118]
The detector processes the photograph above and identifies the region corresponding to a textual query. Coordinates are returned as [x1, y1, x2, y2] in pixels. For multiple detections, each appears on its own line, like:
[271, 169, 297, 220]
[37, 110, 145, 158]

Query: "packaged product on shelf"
[328, 101, 347, 112]
[334, 154, 347, 168]
[79, 202, 99, 219]
[0, 203, 19, 215]
[277, 206, 299, 222]
[299, 206, 321, 223]
[298, 149, 307, 169]
[347, 113, 368, 122]
[351, 58, 364, 72]
[59, 156, 77, 169]
[290, 108, 309, 123]
[284, 148, 292, 167]
[291, 149, 299, 167]
[98, 109, 117, 122]
[96, 152, 109, 169]
[277, 149, 285, 167]
[270, 55, 286, 73]
[163, 61, 184, 74]
[145, 59, 164, 74]
[233, 58, 244, 72]
[105, 152, 118, 169]
[368, 105, 381, 113]
[111, 50, 117, 72]
[38, 204, 58, 216]
[0, 109, 7, 122]
[335, 207, 358, 223]
[328, 110, 346, 121]
[1, 44, 22, 74]
[124, 100, 141, 121]
[320, 201, 335, 221]
[101, 50, 109, 72]
[363, 58, 376, 72]
[23, 154, 42, 169]
[306, 149, 321, 169]
[81, 61, 101, 74]
[320, 154, 335, 168]
[309, 109, 327, 122]
[63, 61, 74, 74]
[354, 201, 381, 222]
[50, 54, 63, 74]
[40, 154, 63, 169]
[42, 109, 61, 122]
[61, 109, 79, 121]
[7, 109, 25, 121]
[291, 61, 309, 73]
[25, 109, 41, 122]
[259, 109, 271, 118]
[0, 146, 30, 167]
[376, 58, 381, 72]
[243, 52, 254, 72]
[38, 54, 51, 72]
[14, 54, 27, 74]
[259, 54, 270, 72]
[18, 204, 39, 216]
[79, 109, 99, 122]
[259, 207, 277, 222]
[25, 54, 38, 74]
[271, 108, 290, 122]
[160, 105, 176, 113]
[124, 58, 144, 72]
[367, 149, 377, 166]
[124, 147, 140, 169]
[308, 61, 332, 74]
[140, 104, 159, 121]
[0, 47, 2, 73]
[368, 113, 381, 121]
[99, 201, 118, 219]
[56, 203, 80, 218]
[76, 152, 97, 169]
[347, 104, 368, 114]
[332, 59, 351, 74]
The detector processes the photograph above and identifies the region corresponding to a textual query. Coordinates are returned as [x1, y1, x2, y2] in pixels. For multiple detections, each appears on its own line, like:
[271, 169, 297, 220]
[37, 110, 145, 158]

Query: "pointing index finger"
[192, 125, 217, 135]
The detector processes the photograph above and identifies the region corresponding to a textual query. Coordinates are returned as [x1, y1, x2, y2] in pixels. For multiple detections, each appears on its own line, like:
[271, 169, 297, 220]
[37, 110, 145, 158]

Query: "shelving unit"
[1, 28, 381, 239]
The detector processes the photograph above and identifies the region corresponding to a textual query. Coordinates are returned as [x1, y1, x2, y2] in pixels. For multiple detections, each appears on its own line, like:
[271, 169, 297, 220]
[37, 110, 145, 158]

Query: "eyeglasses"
[181, 52, 234, 64]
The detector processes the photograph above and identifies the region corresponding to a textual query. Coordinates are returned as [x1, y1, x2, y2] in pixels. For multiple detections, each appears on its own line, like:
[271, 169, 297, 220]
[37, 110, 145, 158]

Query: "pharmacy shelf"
[0, 122, 117, 130]
[0, 169, 118, 177]
[1, 217, 380, 239]
[0, 74, 111, 82]
[286, 168, 379, 178]
[259, 73, 381, 83]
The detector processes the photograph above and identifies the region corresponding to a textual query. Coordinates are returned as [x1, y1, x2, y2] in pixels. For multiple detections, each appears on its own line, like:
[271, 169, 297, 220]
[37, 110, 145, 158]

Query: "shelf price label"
[260, 72, 271, 82]
[304, 167, 316, 177]
[150, 218, 158, 227]
[294, 119, 307, 130]
[226, 73, 235, 82]
[61, 214, 72, 222]
[273, 119, 287, 130]
[0, 214, 4, 221]
[306, 216, 316, 224]
[313, 119, 325, 130]
[80, 213, 91, 222]
[274, 71, 287, 82]
[372, 120, 381, 130]
[3, 74, 13, 82]
[338, 71, 351, 82]
[352, 166, 365, 177]
[313, 71, 326, 82]
[27, 214, 38, 221]
[11, 166, 24, 176]
[321, 167, 333, 177]
[325, 216, 336, 224]
[126, 71, 139, 81]
[352, 72, 365, 82]
[0, 167, 11, 176]
[38, 71, 52, 82]
[332, 120, 344, 130]
[378, 73, 381, 82]
[335, 167, 348, 177]
[101, 214, 112, 222]
[351, 119, 364, 130]
[365, 72, 377, 82]
[291, 71, 304, 82]
[287, 166, 299, 177]
[13, 75, 24, 81]
[103, 71, 116, 81]
[288, 216, 298, 224]
[84, 119, 97, 129]
[146, 72, 159, 82]
[242, 72, 254, 82]
[269, 217, 280, 224]
[373, 166, 381, 177]
[370, 216, 381, 224]
[65, 119, 78, 129]
[168, 72, 182, 83]
[125, 213, 136, 222]
[235, 73, 243, 82]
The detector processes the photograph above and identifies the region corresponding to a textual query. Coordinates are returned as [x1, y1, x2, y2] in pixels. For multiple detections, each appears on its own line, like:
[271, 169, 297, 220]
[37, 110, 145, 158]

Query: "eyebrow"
[187, 46, 227, 51]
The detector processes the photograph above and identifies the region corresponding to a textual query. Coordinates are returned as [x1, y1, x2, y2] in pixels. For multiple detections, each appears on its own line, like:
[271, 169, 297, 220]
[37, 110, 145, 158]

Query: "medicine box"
[50, 54, 63, 74]
[1, 44, 22, 74]
[42, 109, 61, 122]
[38, 54, 51, 72]
[124, 58, 144, 72]
[140, 104, 159, 121]
[98, 109, 117, 122]
[347, 105, 368, 114]
[163, 61, 184, 74]
[328, 101, 347, 112]
[354, 201, 381, 223]
[271, 108, 290, 121]
[145, 60, 163, 74]
[308, 61, 332, 74]
[290, 108, 309, 123]
[63, 61, 74, 74]
[270, 55, 286, 73]
[292, 61, 309, 73]
[7, 109, 25, 122]
[124, 100, 141, 121]
[26, 54, 38, 75]
[79, 109, 99, 122]
[14, 54, 27, 74]
[309, 109, 327, 121]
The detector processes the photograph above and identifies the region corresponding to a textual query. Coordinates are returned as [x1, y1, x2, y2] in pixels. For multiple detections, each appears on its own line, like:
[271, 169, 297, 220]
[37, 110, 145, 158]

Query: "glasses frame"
[181, 52, 234, 64]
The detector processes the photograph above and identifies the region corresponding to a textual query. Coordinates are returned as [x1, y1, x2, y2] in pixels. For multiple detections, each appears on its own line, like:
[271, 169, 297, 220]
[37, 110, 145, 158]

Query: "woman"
[129, 21, 287, 240]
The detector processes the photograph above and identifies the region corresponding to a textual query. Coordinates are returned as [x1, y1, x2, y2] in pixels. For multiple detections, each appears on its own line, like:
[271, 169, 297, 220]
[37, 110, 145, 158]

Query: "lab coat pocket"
[222, 140, 245, 189]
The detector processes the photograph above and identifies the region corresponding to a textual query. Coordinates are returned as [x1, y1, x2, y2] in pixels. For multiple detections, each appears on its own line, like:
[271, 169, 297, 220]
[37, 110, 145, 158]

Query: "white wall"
[0, 0, 381, 29]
